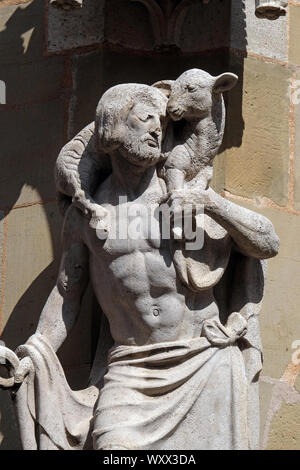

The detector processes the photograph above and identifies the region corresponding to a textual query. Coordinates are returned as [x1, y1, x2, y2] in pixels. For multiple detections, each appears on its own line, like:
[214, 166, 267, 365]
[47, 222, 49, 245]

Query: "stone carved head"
[153, 69, 237, 122]
[95, 84, 168, 167]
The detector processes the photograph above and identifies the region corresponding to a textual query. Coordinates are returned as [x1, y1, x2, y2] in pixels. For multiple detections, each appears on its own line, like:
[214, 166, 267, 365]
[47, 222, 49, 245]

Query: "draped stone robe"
[14, 252, 265, 450]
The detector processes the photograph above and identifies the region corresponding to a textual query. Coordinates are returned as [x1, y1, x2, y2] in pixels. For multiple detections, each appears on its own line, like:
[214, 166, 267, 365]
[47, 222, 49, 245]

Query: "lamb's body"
[164, 111, 224, 191]
[153, 68, 237, 239]
[55, 122, 111, 229]
[154, 69, 237, 192]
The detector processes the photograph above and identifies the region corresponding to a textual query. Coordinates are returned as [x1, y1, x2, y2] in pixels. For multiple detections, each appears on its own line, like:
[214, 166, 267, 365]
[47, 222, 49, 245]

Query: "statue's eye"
[186, 85, 197, 93]
[138, 114, 152, 122]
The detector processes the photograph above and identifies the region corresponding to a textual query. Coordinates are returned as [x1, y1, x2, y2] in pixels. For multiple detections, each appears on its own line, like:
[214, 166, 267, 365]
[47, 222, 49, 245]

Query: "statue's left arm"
[204, 188, 279, 259]
[172, 186, 279, 259]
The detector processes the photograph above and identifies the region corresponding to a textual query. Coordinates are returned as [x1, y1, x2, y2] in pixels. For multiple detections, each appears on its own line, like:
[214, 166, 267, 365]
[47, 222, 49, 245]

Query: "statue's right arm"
[35, 206, 89, 352]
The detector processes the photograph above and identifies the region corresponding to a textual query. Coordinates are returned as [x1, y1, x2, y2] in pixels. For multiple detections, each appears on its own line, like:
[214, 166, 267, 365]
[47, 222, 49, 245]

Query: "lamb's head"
[153, 69, 238, 121]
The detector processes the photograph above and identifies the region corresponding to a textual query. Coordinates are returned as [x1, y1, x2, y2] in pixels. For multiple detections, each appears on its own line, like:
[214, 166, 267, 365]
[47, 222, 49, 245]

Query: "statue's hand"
[0, 345, 33, 388]
[166, 187, 216, 218]
[163, 188, 212, 240]
[14, 357, 34, 384]
[183, 187, 217, 211]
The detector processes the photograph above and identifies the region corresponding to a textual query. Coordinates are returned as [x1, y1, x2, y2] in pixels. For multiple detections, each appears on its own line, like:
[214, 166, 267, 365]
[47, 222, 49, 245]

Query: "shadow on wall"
[0, 0, 62, 221]
[225, 0, 247, 151]
[0, 0, 247, 449]
[0, 0, 61, 449]
[0, 1, 100, 449]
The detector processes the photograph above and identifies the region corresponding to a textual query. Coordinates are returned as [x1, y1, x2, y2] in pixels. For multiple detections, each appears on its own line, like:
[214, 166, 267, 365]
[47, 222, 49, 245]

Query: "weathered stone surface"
[289, 5, 300, 67]
[2, 203, 60, 348]
[104, 0, 153, 52]
[266, 403, 300, 450]
[226, 199, 300, 385]
[259, 379, 275, 447]
[224, 199, 300, 449]
[67, 50, 105, 138]
[47, 0, 105, 52]
[231, 0, 287, 62]
[0, 99, 65, 209]
[1, 203, 62, 345]
[0, 1, 44, 65]
[1, 56, 65, 106]
[47, 0, 231, 54]
[175, 1, 231, 52]
[225, 56, 290, 206]
[260, 208, 300, 381]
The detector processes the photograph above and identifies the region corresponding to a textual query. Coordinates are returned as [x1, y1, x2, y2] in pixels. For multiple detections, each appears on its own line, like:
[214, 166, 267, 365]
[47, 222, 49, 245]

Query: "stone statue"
[0, 70, 279, 450]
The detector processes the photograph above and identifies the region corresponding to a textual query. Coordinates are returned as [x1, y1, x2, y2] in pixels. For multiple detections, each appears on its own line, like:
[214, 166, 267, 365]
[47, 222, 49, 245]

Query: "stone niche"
[47, 0, 231, 54]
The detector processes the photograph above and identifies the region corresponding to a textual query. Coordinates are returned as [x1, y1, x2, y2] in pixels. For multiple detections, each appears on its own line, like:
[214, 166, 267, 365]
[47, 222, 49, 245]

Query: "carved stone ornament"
[49, 0, 287, 23]
[255, 0, 288, 20]
[0, 70, 279, 450]
[130, 0, 211, 48]
[50, 0, 83, 11]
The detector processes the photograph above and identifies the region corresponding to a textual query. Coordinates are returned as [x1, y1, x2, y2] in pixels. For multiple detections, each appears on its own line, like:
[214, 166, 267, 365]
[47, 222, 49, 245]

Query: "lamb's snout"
[167, 95, 186, 120]
[167, 105, 185, 120]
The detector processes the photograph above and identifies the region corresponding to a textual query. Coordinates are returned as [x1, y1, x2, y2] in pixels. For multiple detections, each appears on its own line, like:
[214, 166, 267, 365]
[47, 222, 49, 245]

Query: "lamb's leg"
[164, 168, 186, 240]
[72, 191, 109, 237]
[187, 165, 213, 191]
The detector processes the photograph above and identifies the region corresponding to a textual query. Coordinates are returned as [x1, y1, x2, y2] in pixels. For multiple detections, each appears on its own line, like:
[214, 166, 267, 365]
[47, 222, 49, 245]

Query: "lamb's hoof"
[90, 216, 109, 239]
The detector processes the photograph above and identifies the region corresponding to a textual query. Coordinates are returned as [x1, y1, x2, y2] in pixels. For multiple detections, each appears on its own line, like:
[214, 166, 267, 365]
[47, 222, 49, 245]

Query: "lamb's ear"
[213, 73, 238, 94]
[152, 80, 174, 98]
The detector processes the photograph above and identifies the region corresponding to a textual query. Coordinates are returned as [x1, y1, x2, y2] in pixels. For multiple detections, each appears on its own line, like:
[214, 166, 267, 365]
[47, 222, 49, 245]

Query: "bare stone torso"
[83, 176, 233, 346]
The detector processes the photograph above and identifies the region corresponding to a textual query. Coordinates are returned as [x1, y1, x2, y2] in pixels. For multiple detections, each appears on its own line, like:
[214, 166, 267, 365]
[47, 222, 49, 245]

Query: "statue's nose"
[150, 126, 161, 138]
[149, 115, 162, 136]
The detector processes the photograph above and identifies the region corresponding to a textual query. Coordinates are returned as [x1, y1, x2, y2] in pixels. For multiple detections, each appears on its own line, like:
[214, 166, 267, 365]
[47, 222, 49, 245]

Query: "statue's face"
[119, 98, 167, 167]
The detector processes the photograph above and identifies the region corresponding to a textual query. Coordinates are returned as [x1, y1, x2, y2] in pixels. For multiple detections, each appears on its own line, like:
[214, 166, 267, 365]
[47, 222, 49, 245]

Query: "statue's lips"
[144, 138, 159, 148]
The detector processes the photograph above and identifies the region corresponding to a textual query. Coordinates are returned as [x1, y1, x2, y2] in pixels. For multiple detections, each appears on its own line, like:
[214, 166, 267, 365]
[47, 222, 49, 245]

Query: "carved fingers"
[163, 188, 212, 240]
[166, 187, 214, 214]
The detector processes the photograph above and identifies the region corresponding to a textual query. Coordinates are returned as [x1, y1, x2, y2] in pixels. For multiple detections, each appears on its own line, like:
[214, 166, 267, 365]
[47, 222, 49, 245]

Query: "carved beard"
[120, 129, 161, 167]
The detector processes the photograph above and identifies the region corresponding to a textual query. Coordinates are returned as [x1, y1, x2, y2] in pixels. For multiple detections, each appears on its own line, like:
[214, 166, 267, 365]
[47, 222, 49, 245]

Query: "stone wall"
[0, 0, 299, 449]
[224, 0, 300, 451]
